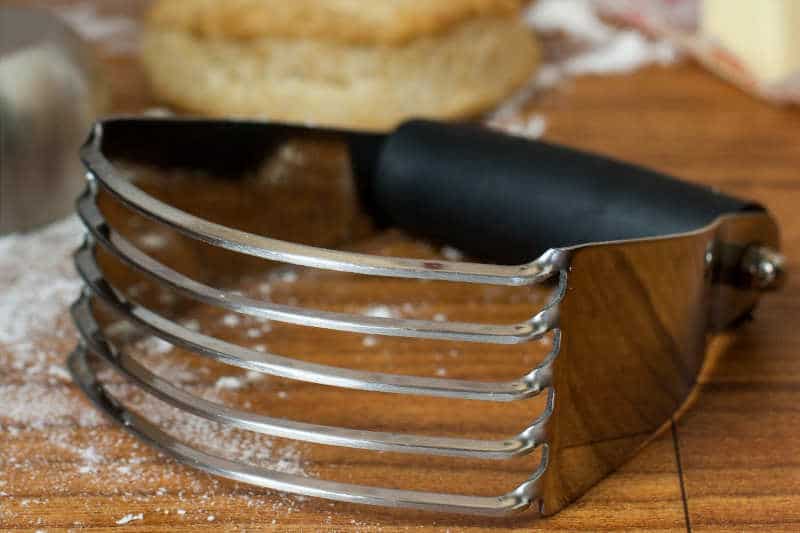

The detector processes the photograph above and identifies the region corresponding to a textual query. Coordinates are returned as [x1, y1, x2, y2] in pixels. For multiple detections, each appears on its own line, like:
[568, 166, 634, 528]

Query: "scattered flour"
[0, 216, 83, 358]
[0, 215, 308, 528]
[362, 305, 397, 319]
[245, 370, 265, 383]
[440, 246, 465, 261]
[500, 114, 549, 140]
[158, 291, 177, 305]
[489, 0, 678, 131]
[0, 382, 101, 430]
[133, 335, 173, 356]
[139, 233, 168, 250]
[278, 270, 299, 284]
[115, 513, 143, 525]
[530, 0, 614, 43]
[258, 283, 272, 295]
[214, 371, 265, 391]
[221, 313, 241, 327]
[526, 0, 677, 76]
[48, 364, 73, 382]
[214, 376, 243, 391]
[562, 30, 676, 75]
[361, 336, 378, 348]
[55, 3, 139, 54]
[181, 319, 201, 332]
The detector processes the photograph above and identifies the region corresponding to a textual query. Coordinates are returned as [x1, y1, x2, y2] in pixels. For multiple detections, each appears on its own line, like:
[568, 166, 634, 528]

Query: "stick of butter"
[702, 0, 800, 84]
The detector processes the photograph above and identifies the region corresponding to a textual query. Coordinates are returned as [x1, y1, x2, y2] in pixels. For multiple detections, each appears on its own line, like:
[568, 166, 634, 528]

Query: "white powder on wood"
[133, 335, 173, 356]
[245, 370, 264, 383]
[563, 30, 676, 75]
[361, 336, 378, 348]
[362, 305, 397, 319]
[139, 233, 168, 250]
[440, 246, 465, 261]
[0, 215, 308, 524]
[221, 313, 241, 327]
[0, 216, 82, 354]
[258, 283, 272, 295]
[277, 270, 298, 284]
[181, 319, 201, 331]
[527, 0, 678, 76]
[490, 0, 678, 130]
[214, 370, 265, 391]
[214, 376, 243, 390]
[501, 114, 549, 139]
[115, 513, 143, 525]
[48, 364, 73, 382]
[55, 3, 139, 54]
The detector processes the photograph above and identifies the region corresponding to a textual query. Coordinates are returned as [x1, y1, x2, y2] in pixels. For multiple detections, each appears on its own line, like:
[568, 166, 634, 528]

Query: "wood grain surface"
[1, 1, 799, 531]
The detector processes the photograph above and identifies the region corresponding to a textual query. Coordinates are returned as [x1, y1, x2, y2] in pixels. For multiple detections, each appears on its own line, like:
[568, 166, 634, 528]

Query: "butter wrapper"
[594, 0, 800, 105]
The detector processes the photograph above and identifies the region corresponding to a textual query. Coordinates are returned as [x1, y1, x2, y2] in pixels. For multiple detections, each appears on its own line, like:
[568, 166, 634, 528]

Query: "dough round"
[142, 0, 539, 130]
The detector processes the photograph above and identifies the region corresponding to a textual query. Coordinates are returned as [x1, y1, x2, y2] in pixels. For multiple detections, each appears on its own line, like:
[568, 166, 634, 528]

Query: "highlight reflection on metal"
[69, 119, 783, 517]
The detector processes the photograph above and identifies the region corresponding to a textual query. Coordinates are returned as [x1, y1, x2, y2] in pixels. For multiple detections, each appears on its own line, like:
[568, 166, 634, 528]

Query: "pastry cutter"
[69, 118, 784, 517]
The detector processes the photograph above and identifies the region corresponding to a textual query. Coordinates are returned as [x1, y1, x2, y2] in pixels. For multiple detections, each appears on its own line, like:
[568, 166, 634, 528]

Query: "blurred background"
[0, 1, 798, 531]
[2, 0, 799, 233]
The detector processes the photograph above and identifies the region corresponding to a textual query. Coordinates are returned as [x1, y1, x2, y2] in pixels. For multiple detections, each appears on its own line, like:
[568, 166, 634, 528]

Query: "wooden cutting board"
[1, 1, 799, 531]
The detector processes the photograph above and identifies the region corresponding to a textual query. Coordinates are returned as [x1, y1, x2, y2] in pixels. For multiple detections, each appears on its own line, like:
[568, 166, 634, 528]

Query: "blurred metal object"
[0, 7, 106, 235]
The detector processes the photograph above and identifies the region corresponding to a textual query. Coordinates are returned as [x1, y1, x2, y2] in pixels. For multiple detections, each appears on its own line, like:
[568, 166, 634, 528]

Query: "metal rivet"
[741, 245, 786, 291]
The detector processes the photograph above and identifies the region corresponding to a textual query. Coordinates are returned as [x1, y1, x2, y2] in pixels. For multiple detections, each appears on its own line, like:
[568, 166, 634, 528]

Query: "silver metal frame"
[69, 119, 784, 517]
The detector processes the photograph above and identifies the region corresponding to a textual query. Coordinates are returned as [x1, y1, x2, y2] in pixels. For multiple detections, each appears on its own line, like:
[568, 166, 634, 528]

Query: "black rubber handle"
[364, 120, 759, 264]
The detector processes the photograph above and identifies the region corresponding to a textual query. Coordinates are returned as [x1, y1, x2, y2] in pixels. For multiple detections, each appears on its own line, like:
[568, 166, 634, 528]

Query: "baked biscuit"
[142, 0, 539, 130]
